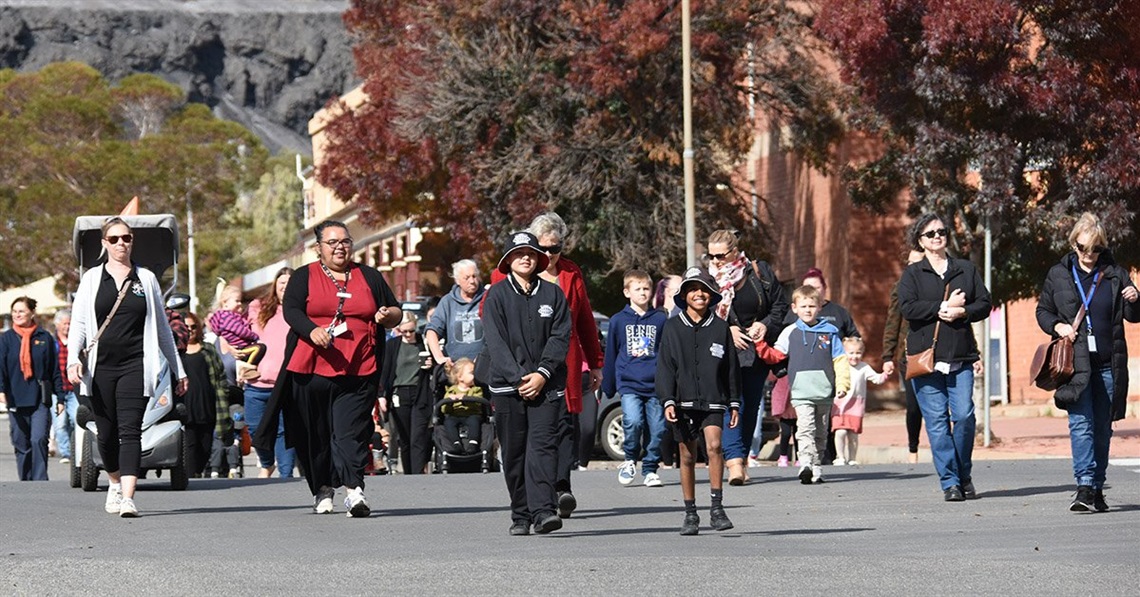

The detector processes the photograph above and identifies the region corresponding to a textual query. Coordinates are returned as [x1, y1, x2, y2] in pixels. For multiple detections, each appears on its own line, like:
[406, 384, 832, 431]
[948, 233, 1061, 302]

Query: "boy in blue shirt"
[602, 270, 668, 488]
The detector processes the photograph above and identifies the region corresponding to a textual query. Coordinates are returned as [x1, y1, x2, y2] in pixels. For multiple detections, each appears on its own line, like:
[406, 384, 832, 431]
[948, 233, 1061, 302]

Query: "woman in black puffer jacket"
[1036, 212, 1139, 513]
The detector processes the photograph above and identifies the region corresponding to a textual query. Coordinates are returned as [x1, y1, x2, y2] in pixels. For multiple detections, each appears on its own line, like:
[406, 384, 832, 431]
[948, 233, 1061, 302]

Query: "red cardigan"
[490, 257, 603, 413]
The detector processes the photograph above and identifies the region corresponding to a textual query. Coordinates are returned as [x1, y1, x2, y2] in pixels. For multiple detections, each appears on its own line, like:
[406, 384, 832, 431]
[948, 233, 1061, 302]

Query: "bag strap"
[930, 284, 951, 347]
[88, 276, 131, 350]
[1068, 266, 1102, 333]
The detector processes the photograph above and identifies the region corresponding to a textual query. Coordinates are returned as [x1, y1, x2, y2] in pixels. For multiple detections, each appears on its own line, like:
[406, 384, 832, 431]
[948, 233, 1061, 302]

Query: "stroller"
[431, 396, 499, 474]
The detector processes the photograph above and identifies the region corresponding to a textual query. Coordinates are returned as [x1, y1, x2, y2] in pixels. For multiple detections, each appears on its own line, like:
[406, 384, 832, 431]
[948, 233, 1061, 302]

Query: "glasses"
[539, 244, 563, 255]
[186, 324, 199, 330]
[398, 328, 416, 335]
[105, 234, 133, 245]
[1076, 242, 1106, 254]
[705, 252, 733, 261]
[321, 238, 353, 248]
[921, 228, 949, 239]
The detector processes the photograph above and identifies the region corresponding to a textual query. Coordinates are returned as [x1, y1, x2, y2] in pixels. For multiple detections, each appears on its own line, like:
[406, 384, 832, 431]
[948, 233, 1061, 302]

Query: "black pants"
[556, 373, 595, 493]
[209, 431, 241, 474]
[89, 362, 146, 477]
[184, 422, 214, 476]
[495, 390, 564, 524]
[290, 373, 376, 495]
[442, 414, 483, 450]
[779, 418, 798, 458]
[389, 384, 432, 474]
[900, 367, 923, 453]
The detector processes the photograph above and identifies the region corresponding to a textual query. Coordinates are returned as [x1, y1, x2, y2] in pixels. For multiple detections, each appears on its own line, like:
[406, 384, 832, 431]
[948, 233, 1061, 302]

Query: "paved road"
[1, 446, 1137, 595]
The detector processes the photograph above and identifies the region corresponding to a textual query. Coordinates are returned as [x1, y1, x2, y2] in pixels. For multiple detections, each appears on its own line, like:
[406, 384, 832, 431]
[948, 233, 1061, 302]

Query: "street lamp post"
[681, 0, 696, 267]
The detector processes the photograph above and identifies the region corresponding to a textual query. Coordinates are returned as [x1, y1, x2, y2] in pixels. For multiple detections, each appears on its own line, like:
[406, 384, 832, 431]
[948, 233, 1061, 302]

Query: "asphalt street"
[1, 443, 1138, 596]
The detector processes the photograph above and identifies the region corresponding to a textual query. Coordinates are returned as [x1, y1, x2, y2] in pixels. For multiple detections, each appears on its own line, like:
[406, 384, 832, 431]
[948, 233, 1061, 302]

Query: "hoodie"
[601, 305, 666, 397]
[426, 283, 488, 362]
[771, 319, 850, 405]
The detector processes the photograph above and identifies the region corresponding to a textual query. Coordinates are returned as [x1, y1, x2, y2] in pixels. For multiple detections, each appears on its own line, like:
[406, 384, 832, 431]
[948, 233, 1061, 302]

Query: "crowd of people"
[2, 211, 1136, 530]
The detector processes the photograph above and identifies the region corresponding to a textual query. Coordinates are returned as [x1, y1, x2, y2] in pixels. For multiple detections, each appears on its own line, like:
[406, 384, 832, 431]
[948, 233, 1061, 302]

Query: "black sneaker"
[557, 491, 577, 519]
[680, 512, 700, 536]
[1093, 489, 1109, 512]
[709, 507, 734, 531]
[943, 485, 965, 502]
[509, 521, 531, 536]
[533, 512, 563, 534]
[798, 465, 813, 485]
[962, 479, 977, 500]
[1070, 486, 1095, 512]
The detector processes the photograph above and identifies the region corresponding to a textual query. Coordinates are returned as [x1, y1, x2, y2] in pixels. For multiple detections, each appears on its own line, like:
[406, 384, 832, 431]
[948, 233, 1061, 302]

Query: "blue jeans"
[620, 393, 666, 473]
[52, 391, 79, 459]
[723, 363, 769, 460]
[9, 403, 51, 480]
[912, 366, 975, 490]
[244, 385, 295, 477]
[1068, 367, 1113, 489]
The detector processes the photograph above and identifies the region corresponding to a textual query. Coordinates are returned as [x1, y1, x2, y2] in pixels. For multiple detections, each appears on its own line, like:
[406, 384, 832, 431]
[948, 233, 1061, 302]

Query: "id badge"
[392, 393, 401, 408]
[330, 321, 348, 337]
[1087, 335, 1098, 353]
[336, 292, 352, 299]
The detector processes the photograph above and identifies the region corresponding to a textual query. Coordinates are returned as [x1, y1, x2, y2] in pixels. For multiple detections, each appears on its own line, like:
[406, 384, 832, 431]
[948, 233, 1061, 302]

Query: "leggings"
[89, 361, 146, 477]
[900, 369, 923, 453]
[778, 418, 797, 458]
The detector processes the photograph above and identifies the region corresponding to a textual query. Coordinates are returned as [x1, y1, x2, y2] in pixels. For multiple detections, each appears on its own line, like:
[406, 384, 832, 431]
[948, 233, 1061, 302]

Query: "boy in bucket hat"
[476, 231, 571, 536]
[655, 267, 740, 535]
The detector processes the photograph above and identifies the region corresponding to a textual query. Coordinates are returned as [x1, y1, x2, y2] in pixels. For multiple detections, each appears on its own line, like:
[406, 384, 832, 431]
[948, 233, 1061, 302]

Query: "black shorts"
[671, 408, 722, 443]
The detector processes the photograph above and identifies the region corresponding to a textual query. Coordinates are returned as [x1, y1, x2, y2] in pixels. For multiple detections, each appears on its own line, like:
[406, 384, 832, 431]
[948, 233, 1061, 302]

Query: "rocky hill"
[0, 0, 357, 154]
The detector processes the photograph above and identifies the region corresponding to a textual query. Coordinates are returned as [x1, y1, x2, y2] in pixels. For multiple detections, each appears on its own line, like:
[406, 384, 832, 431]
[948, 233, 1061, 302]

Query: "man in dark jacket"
[477, 231, 571, 536]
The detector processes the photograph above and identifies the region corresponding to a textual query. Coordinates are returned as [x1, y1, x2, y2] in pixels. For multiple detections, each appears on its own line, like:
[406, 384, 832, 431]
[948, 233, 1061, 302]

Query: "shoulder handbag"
[905, 284, 950, 381]
[1030, 269, 1100, 391]
[77, 279, 131, 375]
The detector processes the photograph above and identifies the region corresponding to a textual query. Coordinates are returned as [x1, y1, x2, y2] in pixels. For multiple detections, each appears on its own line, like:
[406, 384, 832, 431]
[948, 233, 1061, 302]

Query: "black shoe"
[962, 479, 977, 500]
[680, 512, 700, 536]
[798, 466, 813, 485]
[943, 485, 965, 502]
[509, 521, 531, 536]
[533, 512, 563, 534]
[1070, 486, 1095, 512]
[1093, 489, 1109, 512]
[709, 507, 734, 531]
[557, 491, 577, 519]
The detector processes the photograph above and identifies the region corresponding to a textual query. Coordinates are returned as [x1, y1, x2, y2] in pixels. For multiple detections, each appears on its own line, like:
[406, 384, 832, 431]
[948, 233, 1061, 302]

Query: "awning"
[0, 275, 70, 317]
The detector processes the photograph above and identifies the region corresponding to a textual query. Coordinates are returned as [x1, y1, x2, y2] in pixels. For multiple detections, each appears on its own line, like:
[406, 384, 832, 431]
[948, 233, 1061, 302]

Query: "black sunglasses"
[539, 244, 562, 255]
[921, 228, 948, 239]
[186, 324, 199, 330]
[1076, 242, 1106, 254]
[705, 252, 733, 261]
[105, 234, 133, 245]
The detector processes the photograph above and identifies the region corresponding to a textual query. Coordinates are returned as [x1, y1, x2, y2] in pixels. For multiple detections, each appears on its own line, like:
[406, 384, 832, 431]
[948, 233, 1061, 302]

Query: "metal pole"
[187, 195, 197, 313]
[681, 0, 696, 268]
[983, 219, 992, 447]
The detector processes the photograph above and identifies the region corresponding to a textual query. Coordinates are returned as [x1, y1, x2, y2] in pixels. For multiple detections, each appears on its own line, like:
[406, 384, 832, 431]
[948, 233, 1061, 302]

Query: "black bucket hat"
[675, 266, 722, 310]
[496, 231, 551, 274]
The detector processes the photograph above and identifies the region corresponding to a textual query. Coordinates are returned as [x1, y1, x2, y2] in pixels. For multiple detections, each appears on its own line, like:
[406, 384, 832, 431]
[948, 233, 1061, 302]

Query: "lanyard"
[319, 261, 351, 332]
[1071, 265, 1100, 333]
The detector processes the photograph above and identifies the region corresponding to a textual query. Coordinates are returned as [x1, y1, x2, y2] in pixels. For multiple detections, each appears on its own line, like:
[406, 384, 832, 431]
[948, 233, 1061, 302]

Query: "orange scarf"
[12, 324, 36, 380]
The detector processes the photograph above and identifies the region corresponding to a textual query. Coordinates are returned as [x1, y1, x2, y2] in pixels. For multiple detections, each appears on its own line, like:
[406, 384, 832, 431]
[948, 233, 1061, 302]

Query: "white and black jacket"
[655, 310, 740, 412]
[476, 274, 571, 396]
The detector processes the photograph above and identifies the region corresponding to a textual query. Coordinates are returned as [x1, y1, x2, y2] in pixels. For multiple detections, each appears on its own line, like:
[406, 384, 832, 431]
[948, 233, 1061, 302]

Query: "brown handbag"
[1030, 272, 1098, 390]
[905, 284, 950, 381]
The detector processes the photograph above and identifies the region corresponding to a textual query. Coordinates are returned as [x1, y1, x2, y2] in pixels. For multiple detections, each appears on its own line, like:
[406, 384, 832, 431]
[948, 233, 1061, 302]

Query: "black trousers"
[290, 373, 376, 495]
[389, 384, 432, 474]
[557, 373, 595, 492]
[184, 422, 214, 476]
[495, 390, 565, 524]
[899, 366, 923, 453]
[89, 362, 146, 477]
[442, 414, 483, 448]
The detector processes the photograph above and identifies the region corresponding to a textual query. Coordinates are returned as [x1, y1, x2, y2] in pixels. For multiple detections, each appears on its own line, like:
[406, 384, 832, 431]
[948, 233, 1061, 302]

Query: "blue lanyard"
[1070, 265, 1100, 333]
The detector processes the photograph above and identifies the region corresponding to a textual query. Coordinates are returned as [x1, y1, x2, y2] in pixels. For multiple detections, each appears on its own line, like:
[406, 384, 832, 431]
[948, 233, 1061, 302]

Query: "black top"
[655, 310, 740, 412]
[181, 350, 215, 425]
[1074, 266, 1114, 368]
[95, 266, 146, 367]
[476, 274, 571, 395]
[726, 259, 789, 344]
[898, 256, 992, 364]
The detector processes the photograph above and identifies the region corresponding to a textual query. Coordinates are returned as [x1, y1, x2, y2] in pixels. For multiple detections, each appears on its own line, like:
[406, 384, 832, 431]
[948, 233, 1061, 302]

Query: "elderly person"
[897, 214, 990, 502]
[67, 217, 188, 515]
[425, 259, 486, 368]
[1036, 212, 1139, 512]
[253, 220, 401, 518]
[705, 228, 789, 485]
[51, 309, 80, 464]
[0, 297, 65, 480]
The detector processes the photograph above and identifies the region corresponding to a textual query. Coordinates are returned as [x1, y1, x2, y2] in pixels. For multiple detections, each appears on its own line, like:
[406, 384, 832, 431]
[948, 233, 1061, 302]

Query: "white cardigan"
[68, 264, 186, 397]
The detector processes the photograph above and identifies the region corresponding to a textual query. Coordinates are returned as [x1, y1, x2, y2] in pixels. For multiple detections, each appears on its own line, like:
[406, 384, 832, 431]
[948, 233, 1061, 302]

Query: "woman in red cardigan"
[490, 212, 603, 518]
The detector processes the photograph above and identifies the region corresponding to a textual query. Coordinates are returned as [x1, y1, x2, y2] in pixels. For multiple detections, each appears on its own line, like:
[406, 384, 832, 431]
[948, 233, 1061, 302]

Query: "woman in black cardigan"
[379, 313, 434, 474]
[1036, 212, 1139, 513]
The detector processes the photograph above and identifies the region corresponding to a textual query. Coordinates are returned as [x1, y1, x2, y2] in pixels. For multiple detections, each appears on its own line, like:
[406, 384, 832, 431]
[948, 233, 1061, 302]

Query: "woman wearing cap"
[253, 220, 401, 518]
[67, 216, 188, 516]
[705, 228, 789, 484]
[0, 297, 64, 480]
[478, 231, 571, 535]
[1036, 212, 1138, 512]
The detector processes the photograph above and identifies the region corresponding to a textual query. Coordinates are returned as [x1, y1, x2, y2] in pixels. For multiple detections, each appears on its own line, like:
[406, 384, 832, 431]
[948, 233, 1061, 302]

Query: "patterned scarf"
[710, 252, 748, 321]
[12, 323, 36, 380]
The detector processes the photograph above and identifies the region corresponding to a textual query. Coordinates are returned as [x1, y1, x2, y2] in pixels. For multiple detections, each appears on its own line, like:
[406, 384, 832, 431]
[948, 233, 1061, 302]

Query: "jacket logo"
[710, 342, 724, 359]
[538, 304, 554, 318]
[131, 282, 145, 297]
[817, 334, 831, 351]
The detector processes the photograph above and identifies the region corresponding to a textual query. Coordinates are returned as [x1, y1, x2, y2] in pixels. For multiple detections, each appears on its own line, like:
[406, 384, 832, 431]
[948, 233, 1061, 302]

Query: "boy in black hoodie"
[656, 267, 740, 535]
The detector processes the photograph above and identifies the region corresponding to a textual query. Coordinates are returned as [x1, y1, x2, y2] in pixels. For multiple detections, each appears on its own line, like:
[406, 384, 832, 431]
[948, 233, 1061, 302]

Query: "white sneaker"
[105, 484, 123, 514]
[848, 460, 859, 466]
[834, 458, 847, 466]
[314, 486, 335, 514]
[643, 472, 663, 487]
[617, 460, 637, 486]
[118, 497, 139, 518]
[345, 486, 370, 518]
[812, 465, 824, 484]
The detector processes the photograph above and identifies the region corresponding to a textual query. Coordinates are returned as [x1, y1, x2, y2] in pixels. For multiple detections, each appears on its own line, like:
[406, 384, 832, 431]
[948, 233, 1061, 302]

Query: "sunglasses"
[539, 244, 562, 255]
[321, 238, 353, 248]
[105, 234, 133, 245]
[186, 324, 199, 330]
[921, 228, 949, 239]
[705, 252, 733, 261]
[398, 328, 416, 335]
[1076, 242, 1106, 254]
